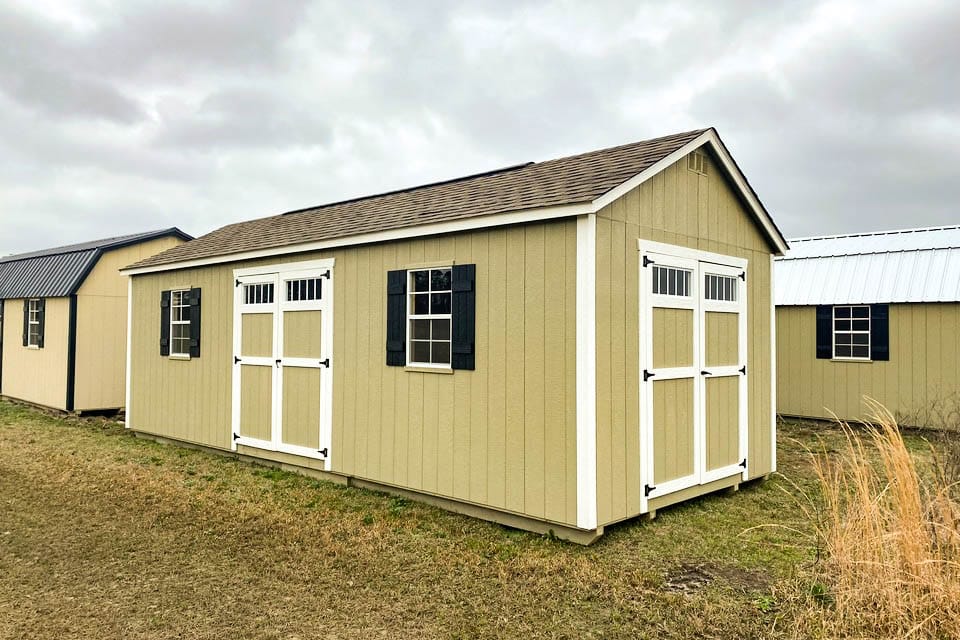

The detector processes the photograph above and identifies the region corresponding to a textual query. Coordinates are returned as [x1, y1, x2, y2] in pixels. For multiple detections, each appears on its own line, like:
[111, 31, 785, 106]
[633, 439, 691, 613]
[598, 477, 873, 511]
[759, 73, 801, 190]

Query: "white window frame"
[170, 289, 191, 358]
[832, 305, 871, 361]
[406, 267, 453, 369]
[27, 298, 41, 348]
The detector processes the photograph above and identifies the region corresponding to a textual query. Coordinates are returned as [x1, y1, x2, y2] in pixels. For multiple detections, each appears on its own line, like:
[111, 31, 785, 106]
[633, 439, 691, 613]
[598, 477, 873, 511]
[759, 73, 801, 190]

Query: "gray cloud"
[1, 0, 958, 256]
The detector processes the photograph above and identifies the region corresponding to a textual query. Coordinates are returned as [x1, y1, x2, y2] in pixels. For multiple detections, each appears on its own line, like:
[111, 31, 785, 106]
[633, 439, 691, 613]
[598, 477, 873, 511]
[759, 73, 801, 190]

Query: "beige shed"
[775, 225, 960, 429]
[123, 129, 787, 542]
[0, 229, 191, 412]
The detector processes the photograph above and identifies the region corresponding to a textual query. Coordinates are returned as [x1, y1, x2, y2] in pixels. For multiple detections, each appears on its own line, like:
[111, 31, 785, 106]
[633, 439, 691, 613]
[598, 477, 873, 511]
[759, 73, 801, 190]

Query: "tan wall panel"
[705, 311, 739, 367]
[241, 314, 274, 357]
[283, 311, 322, 359]
[239, 366, 272, 440]
[73, 236, 186, 411]
[595, 151, 775, 525]
[1, 298, 70, 410]
[652, 378, 695, 484]
[128, 219, 580, 527]
[652, 308, 694, 368]
[776, 303, 960, 429]
[705, 376, 739, 470]
[282, 367, 321, 449]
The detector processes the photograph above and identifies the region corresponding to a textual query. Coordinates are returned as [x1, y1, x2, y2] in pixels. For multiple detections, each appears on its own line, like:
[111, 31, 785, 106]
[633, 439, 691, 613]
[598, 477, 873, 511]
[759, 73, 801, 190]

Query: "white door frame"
[637, 240, 748, 514]
[231, 258, 335, 465]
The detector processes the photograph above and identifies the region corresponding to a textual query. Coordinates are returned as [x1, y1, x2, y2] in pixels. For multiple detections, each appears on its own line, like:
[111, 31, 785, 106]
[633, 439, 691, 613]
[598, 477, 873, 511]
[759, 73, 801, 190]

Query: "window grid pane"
[407, 268, 453, 366]
[833, 305, 871, 359]
[652, 265, 691, 297]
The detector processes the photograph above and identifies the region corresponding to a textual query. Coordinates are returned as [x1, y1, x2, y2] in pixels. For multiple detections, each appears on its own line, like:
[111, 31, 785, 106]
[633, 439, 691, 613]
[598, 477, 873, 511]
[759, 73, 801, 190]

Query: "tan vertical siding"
[129, 220, 580, 527]
[73, 236, 186, 411]
[1, 298, 70, 410]
[776, 303, 960, 429]
[595, 152, 776, 526]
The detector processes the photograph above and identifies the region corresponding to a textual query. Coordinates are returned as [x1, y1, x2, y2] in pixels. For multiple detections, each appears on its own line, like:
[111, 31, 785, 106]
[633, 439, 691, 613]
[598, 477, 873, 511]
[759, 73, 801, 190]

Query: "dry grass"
[789, 400, 960, 639]
[4, 398, 936, 639]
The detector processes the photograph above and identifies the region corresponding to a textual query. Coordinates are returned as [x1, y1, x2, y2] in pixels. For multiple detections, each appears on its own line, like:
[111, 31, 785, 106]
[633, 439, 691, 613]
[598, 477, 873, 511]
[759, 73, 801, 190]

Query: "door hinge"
[701, 370, 712, 376]
[275, 359, 282, 367]
[642, 255, 655, 268]
[233, 432, 240, 441]
[319, 358, 330, 368]
[235, 279, 241, 287]
[234, 356, 241, 364]
[319, 447, 328, 457]
[644, 483, 656, 497]
[643, 369, 656, 382]
[739, 365, 746, 375]
[320, 270, 331, 279]
[739, 458, 747, 469]
[739, 271, 746, 281]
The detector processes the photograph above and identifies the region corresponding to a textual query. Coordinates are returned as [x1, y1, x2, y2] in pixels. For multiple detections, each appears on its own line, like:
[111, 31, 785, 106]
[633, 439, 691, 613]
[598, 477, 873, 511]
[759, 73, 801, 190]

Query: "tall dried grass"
[801, 399, 960, 638]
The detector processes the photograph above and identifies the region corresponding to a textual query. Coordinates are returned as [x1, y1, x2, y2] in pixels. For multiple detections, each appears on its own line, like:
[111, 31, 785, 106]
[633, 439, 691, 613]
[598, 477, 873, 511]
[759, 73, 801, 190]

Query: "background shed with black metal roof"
[0, 228, 191, 412]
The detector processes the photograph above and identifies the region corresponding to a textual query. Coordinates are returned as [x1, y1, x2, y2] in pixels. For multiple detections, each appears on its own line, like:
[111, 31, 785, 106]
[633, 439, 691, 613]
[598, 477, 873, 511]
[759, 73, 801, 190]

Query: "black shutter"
[160, 290, 171, 356]
[188, 288, 202, 358]
[816, 305, 832, 359]
[451, 264, 476, 370]
[870, 304, 889, 361]
[22, 299, 29, 346]
[386, 270, 407, 366]
[36, 299, 45, 348]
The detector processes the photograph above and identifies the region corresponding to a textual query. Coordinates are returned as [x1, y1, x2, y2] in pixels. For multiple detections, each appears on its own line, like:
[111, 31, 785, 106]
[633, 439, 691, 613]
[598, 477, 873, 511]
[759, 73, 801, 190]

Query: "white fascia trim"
[597, 130, 788, 255]
[122, 203, 593, 276]
[575, 213, 598, 530]
[769, 254, 777, 472]
[124, 276, 133, 429]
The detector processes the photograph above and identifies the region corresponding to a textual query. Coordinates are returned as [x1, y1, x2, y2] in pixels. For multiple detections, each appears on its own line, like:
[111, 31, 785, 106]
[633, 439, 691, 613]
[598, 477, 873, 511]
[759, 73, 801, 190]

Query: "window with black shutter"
[161, 288, 201, 358]
[817, 304, 889, 362]
[24, 298, 44, 348]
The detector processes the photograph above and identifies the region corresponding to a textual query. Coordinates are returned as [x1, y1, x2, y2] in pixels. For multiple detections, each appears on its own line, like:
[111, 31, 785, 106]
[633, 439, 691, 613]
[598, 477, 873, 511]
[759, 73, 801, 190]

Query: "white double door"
[638, 243, 748, 512]
[231, 260, 334, 462]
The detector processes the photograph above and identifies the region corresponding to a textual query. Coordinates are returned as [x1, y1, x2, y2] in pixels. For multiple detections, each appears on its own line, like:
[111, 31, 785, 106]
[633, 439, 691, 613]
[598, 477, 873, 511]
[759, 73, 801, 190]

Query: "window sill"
[404, 366, 453, 375]
[831, 358, 872, 363]
[26, 345, 41, 350]
[169, 354, 192, 361]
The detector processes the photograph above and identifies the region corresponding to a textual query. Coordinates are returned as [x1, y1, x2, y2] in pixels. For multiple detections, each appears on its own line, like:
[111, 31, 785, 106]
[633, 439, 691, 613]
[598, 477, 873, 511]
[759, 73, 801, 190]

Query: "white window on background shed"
[27, 299, 42, 347]
[833, 305, 870, 360]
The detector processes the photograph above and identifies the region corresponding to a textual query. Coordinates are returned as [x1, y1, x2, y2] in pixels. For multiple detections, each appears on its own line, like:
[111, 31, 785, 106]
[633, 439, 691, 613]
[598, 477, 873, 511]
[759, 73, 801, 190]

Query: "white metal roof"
[775, 225, 960, 305]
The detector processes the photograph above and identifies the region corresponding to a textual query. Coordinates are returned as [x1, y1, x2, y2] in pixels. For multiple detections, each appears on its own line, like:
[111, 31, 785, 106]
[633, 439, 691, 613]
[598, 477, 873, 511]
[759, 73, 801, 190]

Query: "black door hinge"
[739, 458, 747, 469]
[235, 279, 241, 287]
[642, 256, 655, 268]
[233, 432, 240, 441]
[701, 370, 712, 376]
[739, 271, 746, 281]
[320, 270, 331, 279]
[234, 356, 241, 364]
[644, 483, 656, 497]
[643, 369, 656, 382]
[319, 358, 330, 368]
[739, 365, 746, 375]
[319, 448, 328, 457]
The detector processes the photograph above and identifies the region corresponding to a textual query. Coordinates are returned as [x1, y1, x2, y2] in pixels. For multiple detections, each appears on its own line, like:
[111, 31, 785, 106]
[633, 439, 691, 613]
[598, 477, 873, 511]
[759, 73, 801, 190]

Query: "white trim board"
[575, 214, 598, 530]
[124, 276, 133, 429]
[122, 131, 786, 276]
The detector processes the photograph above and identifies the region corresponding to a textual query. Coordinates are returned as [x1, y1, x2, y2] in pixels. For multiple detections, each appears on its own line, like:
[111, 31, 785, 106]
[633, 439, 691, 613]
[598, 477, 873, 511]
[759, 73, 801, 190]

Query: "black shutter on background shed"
[451, 264, 476, 370]
[188, 287, 202, 358]
[386, 270, 407, 366]
[160, 290, 171, 356]
[870, 304, 889, 361]
[815, 305, 832, 359]
[36, 299, 45, 348]
[22, 300, 28, 346]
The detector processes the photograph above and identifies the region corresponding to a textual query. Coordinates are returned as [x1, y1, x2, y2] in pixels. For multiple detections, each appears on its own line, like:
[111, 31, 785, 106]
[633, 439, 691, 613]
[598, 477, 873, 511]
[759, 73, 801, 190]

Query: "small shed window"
[704, 274, 738, 302]
[833, 305, 870, 360]
[408, 268, 452, 367]
[652, 265, 692, 297]
[244, 283, 274, 305]
[26, 299, 43, 347]
[170, 289, 192, 357]
[286, 278, 323, 302]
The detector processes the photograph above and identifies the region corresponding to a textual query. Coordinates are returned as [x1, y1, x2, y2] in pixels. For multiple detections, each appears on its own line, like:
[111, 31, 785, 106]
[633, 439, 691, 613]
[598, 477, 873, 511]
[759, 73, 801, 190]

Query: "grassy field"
[0, 398, 930, 639]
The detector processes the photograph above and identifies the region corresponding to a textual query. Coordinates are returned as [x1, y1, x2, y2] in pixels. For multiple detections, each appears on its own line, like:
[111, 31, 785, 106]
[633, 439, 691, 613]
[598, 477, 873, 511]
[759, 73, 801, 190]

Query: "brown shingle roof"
[131, 129, 708, 269]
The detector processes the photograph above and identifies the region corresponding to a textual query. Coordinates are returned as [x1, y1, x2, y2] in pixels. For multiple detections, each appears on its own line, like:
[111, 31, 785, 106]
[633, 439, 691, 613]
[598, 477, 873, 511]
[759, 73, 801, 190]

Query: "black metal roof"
[0, 228, 192, 299]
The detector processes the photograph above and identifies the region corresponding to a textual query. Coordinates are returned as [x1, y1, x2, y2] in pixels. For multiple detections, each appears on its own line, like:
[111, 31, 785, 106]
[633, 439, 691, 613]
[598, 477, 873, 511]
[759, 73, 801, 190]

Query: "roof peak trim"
[789, 224, 960, 244]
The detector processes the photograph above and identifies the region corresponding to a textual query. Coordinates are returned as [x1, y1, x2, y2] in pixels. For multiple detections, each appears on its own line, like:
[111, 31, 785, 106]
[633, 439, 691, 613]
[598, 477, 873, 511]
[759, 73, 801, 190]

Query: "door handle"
[701, 370, 712, 376]
[275, 359, 282, 367]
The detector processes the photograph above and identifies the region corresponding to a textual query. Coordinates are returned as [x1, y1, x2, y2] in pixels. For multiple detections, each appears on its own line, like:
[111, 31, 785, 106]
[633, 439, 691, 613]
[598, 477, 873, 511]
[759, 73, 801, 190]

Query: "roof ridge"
[789, 223, 960, 243]
[0, 227, 190, 263]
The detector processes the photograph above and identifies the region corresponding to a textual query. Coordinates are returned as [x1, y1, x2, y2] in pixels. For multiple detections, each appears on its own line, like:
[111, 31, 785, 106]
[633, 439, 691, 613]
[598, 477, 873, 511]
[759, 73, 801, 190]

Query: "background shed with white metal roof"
[775, 225, 960, 429]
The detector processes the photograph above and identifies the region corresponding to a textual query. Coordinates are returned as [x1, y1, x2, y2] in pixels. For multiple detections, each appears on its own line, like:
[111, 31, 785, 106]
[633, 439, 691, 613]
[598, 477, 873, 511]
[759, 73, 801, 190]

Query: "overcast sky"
[1, 0, 957, 256]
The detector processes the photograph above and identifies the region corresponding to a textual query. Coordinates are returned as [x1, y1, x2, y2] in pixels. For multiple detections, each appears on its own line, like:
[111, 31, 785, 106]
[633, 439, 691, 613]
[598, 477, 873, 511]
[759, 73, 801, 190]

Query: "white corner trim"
[770, 254, 777, 472]
[122, 204, 592, 275]
[124, 276, 133, 429]
[576, 213, 598, 530]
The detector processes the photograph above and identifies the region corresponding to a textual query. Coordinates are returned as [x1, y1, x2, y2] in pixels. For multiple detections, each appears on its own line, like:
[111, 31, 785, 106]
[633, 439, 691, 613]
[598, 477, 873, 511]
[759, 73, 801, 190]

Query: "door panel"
[241, 314, 274, 357]
[239, 366, 273, 441]
[281, 366, 322, 449]
[705, 376, 740, 471]
[652, 378, 696, 484]
[704, 312, 739, 367]
[282, 310, 323, 359]
[652, 308, 694, 369]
